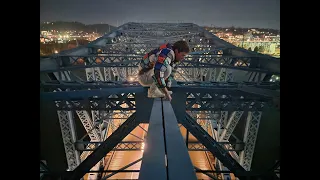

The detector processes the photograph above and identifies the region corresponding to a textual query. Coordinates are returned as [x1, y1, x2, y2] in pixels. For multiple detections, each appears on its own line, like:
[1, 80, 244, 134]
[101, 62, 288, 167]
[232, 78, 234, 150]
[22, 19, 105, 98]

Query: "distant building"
[67, 39, 90, 49]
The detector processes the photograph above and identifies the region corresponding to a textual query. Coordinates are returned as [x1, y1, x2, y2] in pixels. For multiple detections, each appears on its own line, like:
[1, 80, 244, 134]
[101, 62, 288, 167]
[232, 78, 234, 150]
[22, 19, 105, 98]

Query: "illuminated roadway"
[82, 118, 218, 179]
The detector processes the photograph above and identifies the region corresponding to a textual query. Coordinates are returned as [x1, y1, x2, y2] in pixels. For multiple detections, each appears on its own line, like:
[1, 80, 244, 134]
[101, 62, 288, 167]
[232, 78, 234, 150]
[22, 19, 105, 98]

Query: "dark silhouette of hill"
[40, 21, 117, 34]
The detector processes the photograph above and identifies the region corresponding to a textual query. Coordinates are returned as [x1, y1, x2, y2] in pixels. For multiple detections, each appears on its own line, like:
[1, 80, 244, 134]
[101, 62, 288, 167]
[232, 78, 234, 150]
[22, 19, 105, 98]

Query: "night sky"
[40, 0, 279, 29]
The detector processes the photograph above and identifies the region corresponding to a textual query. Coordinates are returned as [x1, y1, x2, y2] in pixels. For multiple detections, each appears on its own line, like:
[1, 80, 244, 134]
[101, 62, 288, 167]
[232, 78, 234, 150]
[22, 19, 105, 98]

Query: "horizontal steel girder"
[122, 22, 198, 30]
[87, 43, 227, 55]
[40, 82, 279, 111]
[40, 90, 272, 111]
[40, 55, 279, 75]
[40, 22, 280, 78]
[76, 141, 243, 151]
[117, 30, 202, 37]
[40, 80, 280, 92]
[40, 81, 278, 111]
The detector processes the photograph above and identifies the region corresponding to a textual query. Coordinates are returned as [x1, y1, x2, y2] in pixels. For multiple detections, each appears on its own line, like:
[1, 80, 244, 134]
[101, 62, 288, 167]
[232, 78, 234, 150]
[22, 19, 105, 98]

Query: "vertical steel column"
[239, 111, 262, 171]
[57, 110, 81, 170]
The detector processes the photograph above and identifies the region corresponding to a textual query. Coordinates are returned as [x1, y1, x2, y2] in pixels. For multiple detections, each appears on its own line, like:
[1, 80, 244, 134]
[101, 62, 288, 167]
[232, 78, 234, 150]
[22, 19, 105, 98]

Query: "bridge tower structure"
[40, 22, 280, 180]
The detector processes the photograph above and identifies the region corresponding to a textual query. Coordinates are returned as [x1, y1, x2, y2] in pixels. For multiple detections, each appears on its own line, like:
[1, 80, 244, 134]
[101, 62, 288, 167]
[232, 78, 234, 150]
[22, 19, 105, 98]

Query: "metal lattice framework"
[40, 22, 280, 180]
[76, 141, 243, 152]
[239, 111, 262, 171]
[56, 110, 81, 170]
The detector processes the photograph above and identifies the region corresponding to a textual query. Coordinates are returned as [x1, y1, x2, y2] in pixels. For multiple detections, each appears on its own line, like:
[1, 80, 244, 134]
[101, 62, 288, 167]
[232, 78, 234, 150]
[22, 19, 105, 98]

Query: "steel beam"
[48, 169, 236, 173]
[194, 166, 218, 180]
[139, 99, 167, 180]
[162, 100, 197, 180]
[40, 56, 279, 75]
[239, 111, 262, 171]
[88, 43, 226, 55]
[40, 83, 278, 103]
[135, 92, 154, 123]
[219, 111, 244, 141]
[40, 22, 280, 180]
[181, 113, 246, 178]
[76, 140, 242, 151]
[40, 89, 274, 111]
[63, 113, 139, 180]
[101, 158, 142, 180]
[40, 80, 280, 91]
[75, 110, 100, 141]
[171, 92, 187, 123]
[56, 110, 81, 171]
[41, 97, 269, 111]
[40, 87, 143, 101]
[40, 22, 280, 76]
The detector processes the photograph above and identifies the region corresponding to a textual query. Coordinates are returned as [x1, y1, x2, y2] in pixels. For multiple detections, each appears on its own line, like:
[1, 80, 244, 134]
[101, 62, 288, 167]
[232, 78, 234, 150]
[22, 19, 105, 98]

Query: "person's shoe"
[148, 83, 165, 98]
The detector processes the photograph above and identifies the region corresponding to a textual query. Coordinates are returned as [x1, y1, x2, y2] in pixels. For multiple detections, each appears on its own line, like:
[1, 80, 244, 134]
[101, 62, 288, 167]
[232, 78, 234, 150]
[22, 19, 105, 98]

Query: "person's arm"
[153, 62, 170, 97]
[139, 52, 157, 73]
[153, 49, 173, 99]
[166, 62, 178, 88]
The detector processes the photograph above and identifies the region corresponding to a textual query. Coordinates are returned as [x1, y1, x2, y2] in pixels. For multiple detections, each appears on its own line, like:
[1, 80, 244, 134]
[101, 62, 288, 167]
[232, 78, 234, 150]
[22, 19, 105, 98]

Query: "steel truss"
[41, 89, 275, 112]
[40, 22, 279, 83]
[62, 113, 139, 180]
[40, 80, 279, 90]
[76, 141, 243, 151]
[40, 55, 279, 76]
[40, 22, 279, 180]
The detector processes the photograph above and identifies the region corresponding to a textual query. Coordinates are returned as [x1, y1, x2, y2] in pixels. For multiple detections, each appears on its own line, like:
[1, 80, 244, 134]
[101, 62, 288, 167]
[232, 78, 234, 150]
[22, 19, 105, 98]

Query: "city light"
[128, 76, 135, 82]
[141, 142, 145, 152]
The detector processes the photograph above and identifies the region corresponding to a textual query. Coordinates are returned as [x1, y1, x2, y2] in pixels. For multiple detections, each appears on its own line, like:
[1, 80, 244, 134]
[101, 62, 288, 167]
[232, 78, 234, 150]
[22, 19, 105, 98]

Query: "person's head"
[172, 40, 190, 62]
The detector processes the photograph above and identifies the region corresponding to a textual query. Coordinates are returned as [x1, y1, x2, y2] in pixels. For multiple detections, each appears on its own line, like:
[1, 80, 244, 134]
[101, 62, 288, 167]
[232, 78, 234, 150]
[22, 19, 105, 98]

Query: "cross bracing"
[40, 22, 280, 180]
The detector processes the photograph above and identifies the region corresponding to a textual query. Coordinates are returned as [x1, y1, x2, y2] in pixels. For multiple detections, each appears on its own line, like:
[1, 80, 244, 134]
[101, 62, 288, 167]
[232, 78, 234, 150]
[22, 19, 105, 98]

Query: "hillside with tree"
[40, 21, 116, 34]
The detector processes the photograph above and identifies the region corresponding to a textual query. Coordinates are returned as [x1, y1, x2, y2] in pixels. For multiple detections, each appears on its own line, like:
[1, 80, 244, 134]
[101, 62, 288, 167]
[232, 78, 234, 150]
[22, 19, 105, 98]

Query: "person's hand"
[164, 94, 172, 102]
[167, 80, 172, 88]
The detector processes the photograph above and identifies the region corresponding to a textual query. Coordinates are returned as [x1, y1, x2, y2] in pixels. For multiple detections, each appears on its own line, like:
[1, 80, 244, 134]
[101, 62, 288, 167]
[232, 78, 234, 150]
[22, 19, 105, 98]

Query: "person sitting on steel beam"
[138, 40, 190, 101]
